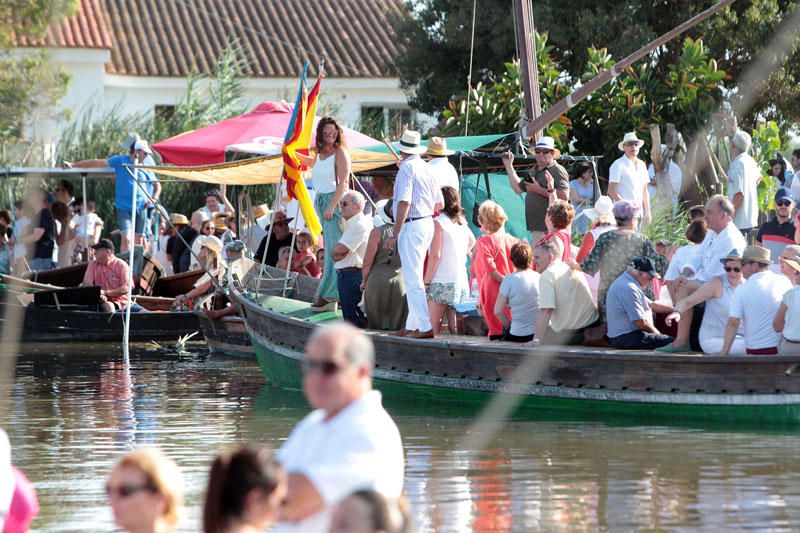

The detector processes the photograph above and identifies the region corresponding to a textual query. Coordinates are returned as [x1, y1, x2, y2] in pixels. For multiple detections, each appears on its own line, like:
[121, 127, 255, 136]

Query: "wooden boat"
[0, 275, 199, 342]
[228, 258, 800, 426]
[197, 312, 254, 357]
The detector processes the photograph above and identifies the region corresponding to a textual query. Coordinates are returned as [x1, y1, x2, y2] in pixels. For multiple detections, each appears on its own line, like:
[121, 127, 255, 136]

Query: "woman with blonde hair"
[470, 200, 517, 339]
[203, 445, 286, 533]
[106, 448, 183, 533]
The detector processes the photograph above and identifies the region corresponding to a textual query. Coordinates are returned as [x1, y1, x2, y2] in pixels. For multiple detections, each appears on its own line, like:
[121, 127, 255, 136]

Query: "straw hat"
[195, 235, 223, 257]
[426, 136, 455, 156]
[784, 258, 800, 275]
[170, 213, 189, 225]
[584, 195, 615, 224]
[741, 245, 772, 265]
[530, 136, 561, 158]
[213, 219, 228, 230]
[719, 248, 742, 264]
[397, 130, 427, 155]
[618, 132, 645, 151]
[252, 203, 270, 220]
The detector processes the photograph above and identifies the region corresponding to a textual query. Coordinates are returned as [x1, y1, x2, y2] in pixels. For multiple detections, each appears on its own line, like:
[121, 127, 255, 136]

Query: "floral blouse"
[580, 230, 667, 320]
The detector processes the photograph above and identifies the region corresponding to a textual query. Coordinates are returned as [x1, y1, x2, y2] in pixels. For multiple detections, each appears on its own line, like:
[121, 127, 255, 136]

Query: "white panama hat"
[583, 195, 616, 224]
[397, 130, 427, 155]
[618, 131, 645, 151]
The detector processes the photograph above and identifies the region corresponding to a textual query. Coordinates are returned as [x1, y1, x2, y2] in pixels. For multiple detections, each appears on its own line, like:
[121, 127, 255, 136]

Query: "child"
[72, 200, 104, 263]
[275, 246, 291, 271]
[292, 231, 321, 278]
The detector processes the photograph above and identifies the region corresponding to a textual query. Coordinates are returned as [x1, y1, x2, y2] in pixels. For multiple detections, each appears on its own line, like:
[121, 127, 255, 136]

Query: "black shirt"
[172, 226, 198, 273]
[255, 230, 294, 266]
[33, 208, 55, 260]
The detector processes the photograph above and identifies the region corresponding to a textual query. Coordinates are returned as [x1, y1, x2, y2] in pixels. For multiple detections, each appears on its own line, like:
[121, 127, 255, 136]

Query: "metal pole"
[123, 167, 137, 360]
[256, 174, 286, 293]
[282, 212, 300, 297]
[81, 174, 88, 255]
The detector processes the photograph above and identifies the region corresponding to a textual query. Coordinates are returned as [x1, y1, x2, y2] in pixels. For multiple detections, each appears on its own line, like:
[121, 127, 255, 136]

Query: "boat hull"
[198, 313, 254, 357]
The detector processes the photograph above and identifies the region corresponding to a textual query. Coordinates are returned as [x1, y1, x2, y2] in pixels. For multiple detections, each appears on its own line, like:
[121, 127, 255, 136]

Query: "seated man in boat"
[275, 323, 404, 533]
[82, 238, 142, 313]
[530, 239, 599, 346]
[606, 257, 674, 350]
[255, 210, 295, 267]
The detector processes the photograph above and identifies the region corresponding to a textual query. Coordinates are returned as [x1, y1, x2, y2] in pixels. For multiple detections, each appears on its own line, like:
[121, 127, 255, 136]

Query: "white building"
[18, 0, 418, 146]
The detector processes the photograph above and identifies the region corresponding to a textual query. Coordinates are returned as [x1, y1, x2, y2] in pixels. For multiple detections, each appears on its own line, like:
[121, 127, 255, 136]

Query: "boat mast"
[513, 0, 541, 142]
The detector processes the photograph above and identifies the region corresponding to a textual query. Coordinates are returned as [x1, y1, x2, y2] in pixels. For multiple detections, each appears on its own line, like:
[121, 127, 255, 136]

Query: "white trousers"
[399, 217, 435, 332]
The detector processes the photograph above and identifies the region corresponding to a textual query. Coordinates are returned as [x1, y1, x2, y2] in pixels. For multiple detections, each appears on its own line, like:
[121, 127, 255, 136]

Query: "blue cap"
[775, 187, 794, 204]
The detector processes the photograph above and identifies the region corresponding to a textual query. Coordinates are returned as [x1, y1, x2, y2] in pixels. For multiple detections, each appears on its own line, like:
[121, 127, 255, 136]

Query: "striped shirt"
[393, 155, 443, 220]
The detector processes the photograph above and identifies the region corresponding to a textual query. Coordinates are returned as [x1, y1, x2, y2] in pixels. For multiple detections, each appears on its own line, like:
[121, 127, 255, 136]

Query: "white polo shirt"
[427, 157, 460, 191]
[729, 270, 792, 349]
[274, 390, 404, 533]
[609, 155, 650, 205]
[726, 152, 760, 230]
[333, 212, 373, 270]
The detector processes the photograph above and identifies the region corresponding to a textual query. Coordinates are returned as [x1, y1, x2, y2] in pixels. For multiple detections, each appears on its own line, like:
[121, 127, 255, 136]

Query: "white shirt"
[393, 155, 443, 220]
[73, 212, 103, 239]
[430, 214, 473, 285]
[782, 286, 800, 342]
[684, 222, 746, 283]
[499, 269, 540, 336]
[791, 171, 800, 200]
[730, 270, 792, 349]
[274, 390, 404, 533]
[198, 204, 225, 220]
[311, 153, 337, 194]
[647, 161, 682, 206]
[664, 243, 701, 281]
[334, 212, 373, 269]
[609, 155, 650, 205]
[427, 157, 460, 191]
[726, 152, 760, 229]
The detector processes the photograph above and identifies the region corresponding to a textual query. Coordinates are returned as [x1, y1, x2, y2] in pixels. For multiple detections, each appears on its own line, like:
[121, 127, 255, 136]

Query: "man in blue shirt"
[66, 139, 159, 252]
[606, 257, 674, 350]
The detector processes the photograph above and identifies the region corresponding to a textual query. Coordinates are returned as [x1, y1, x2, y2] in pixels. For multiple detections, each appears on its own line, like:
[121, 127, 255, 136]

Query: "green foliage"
[0, 0, 78, 49]
[643, 203, 690, 246]
[749, 120, 782, 213]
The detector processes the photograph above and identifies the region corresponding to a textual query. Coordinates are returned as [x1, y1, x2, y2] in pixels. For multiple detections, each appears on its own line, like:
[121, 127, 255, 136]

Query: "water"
[6, 344, 800, 532]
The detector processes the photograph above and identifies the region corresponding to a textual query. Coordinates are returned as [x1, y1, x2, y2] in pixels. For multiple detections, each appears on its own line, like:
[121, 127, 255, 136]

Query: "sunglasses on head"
[302, 359, 343, 376]
[106, 483, 155, 499]
[777, 200, 793, 207]
[724, 266, 741, 273]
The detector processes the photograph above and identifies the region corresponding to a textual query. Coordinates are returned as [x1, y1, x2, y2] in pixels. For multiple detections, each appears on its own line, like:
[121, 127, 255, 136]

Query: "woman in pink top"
[535, 200, 573, 263]
[471, 201, 517, 339]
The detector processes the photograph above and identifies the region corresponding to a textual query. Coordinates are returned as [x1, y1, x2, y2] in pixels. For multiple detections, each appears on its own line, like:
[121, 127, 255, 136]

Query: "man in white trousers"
[384, 130, 444, 339]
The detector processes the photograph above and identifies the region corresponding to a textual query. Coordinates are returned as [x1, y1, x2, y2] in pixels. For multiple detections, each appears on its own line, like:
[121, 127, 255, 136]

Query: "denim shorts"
[116, 208, 146, 234]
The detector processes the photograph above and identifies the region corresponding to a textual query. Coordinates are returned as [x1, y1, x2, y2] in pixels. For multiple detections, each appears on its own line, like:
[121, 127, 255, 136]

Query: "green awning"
[362, 133, 511, 154]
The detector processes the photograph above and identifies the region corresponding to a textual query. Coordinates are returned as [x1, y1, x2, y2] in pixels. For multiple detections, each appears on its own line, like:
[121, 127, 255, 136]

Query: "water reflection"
[4, 347, 800, 531]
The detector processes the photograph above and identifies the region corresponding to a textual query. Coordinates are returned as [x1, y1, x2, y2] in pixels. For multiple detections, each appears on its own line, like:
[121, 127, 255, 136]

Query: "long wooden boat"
[197, 312, 254, 357]
[228, 258, 800, 426]
[0, 275, 199, 343]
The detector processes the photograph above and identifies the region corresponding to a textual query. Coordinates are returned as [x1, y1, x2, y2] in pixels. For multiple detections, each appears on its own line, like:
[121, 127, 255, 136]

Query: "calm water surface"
[5, 344, 800, 532]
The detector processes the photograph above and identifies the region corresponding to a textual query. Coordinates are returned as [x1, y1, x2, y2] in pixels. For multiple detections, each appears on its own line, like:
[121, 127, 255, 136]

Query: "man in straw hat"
[609, 132, 651, 227]
[718, 245, 793, 355]
[425, 136, 459, 191]
[383, 130, 443, 339]
[502, 136, 569, 243]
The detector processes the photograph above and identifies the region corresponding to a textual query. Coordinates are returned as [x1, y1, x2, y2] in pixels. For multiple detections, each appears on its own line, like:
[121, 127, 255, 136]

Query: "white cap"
[133, 139, 153, 154]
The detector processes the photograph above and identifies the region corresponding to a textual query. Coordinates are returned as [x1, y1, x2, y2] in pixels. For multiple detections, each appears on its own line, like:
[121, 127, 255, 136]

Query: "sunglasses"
[777, 201, 793, 207]
[624, 142, 639, 147]
[106, 484, 155, 499]
[273, 221, 289, 227]
[302, 359, 343, 376]
[724, 266, 741, 273]
[534, 149, 552, 154]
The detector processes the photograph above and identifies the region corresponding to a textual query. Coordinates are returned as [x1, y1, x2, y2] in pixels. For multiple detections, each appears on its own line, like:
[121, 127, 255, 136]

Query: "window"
[360, 105, 416, 139]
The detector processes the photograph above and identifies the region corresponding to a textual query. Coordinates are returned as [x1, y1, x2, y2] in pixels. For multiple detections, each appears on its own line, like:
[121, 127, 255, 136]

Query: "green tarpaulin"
[460, 172, 528, 241]
[363, 133, 510, 154]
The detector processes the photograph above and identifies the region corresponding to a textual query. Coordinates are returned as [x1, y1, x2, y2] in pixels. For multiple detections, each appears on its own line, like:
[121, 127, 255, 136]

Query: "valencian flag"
[282, 62, 323, 241]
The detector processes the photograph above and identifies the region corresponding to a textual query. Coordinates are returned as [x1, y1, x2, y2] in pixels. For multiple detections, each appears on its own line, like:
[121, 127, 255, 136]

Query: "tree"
[0, 0, 78, 142]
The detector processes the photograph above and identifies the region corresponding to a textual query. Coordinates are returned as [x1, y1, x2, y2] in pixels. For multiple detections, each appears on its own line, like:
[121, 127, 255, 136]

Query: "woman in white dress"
[664, 250, 746, 354]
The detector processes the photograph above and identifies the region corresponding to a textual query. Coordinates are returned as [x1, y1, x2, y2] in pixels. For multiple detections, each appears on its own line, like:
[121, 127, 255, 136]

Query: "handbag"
[471, 160, 492, 226]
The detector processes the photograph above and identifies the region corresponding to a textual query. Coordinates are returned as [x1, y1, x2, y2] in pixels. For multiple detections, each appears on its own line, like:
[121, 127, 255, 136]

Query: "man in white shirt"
[425, 136, 459, 190]
[333, 191, 373, 328]
[790, 149, 800, 199]
[275, 323, 404, 533]
[726, 129, 760, 235]
[658, 195, 746, 352]
[198, 187, 234, 220]
[384, 130, 443, 339]
[608, 132, 651, 226]
[719, 245, 793, 355]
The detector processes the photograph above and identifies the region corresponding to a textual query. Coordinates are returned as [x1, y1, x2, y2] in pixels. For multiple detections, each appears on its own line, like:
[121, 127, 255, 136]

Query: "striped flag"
[282, 63, 323, 241]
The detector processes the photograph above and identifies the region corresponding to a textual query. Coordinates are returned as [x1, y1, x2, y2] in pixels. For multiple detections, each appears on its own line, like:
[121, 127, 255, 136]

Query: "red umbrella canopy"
[152, 101, 381, 166]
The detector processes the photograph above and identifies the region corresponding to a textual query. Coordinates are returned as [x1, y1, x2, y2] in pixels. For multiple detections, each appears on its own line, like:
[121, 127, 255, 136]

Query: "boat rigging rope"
[463, 0, 478, 136]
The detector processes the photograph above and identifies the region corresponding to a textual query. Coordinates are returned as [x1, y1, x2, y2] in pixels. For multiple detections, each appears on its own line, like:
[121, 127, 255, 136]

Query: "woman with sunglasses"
[106, 448, 183, 533]
[203, 445, 286, 533]
[664, 250, 746, 354]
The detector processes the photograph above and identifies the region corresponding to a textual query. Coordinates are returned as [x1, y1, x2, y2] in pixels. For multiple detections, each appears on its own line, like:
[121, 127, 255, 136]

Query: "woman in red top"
[470, 201, 517, 339]
[535, 199, 574, 262]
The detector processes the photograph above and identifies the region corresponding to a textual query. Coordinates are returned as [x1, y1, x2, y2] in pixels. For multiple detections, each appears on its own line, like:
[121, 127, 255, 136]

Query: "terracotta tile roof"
[100, 0, 404, 78]
[15, 0, 113, 49]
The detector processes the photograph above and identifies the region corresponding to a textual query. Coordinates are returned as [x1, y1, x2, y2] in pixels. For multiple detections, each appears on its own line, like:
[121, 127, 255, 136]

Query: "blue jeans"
[609, 330, 674, 350]
[30, 257, 55, 271]
[336, 268, 366, 328]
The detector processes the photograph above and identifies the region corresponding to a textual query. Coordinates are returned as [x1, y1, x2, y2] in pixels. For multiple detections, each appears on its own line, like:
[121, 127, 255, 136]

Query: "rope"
[463, 0, 478, 136]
